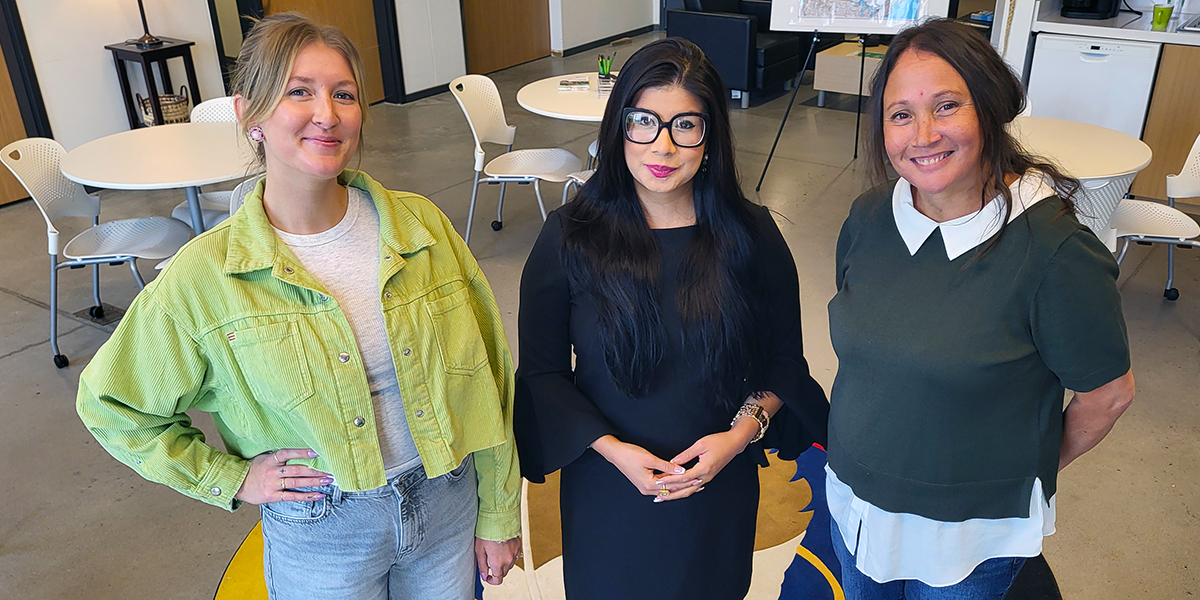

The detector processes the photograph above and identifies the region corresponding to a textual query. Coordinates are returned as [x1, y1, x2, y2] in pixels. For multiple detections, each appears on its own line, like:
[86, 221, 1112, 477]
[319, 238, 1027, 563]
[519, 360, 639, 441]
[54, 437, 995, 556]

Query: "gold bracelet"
[731, 401, 769, 444]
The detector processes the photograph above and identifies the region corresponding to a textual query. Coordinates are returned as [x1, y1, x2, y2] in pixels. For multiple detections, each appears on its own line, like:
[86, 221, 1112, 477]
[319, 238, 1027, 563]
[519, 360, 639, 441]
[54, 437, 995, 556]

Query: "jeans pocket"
[444, 455, 474, 481]
[261, 495, 331, 524]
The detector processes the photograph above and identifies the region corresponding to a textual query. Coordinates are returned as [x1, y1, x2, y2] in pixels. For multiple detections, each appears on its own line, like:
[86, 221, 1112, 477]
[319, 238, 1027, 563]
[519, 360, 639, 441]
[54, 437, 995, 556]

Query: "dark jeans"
[831, 517, 1026, 600]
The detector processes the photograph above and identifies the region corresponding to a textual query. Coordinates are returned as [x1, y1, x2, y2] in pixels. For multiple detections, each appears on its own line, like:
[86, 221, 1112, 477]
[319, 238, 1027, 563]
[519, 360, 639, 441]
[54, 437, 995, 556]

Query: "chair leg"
[1116, 238, 1130, 265]
[741, 91, 750, 109]
[1165, 243, 1177, 297]
[91, 263, 102, 307]
[49, 255, 67, 368]
[497, 182, 508, 225]
[533, 180, 548, 221]
[466, 171, 481, 245]
[561, 181, 574, 206]
[129, 258, 147, 289]
[91, 215, 103, 310]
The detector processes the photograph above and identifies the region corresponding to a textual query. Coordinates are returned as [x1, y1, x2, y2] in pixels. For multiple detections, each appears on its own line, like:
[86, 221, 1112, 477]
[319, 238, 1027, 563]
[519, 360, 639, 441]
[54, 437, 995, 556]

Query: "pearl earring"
[248, 126, 265, 142]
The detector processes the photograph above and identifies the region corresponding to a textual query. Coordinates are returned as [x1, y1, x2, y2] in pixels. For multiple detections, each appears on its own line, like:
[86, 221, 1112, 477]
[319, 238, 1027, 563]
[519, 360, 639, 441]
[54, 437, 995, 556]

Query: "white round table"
[1010, 117, 1152, 178]
[1010, 117, 1153, 241]
[62, 122, 261, 234]
[517, 72, 613, 122]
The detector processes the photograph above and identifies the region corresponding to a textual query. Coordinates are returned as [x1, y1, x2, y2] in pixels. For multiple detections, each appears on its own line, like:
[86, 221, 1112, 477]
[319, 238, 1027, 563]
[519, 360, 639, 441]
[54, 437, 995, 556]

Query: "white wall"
[552, 0, 656, 53]
[395, 0, 466, 93]
[17, 0, 225, 150]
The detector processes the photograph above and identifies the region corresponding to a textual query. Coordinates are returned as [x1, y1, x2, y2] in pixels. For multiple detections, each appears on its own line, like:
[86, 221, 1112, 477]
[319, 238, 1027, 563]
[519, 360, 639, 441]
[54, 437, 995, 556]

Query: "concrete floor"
[0, 32, 1196, 599]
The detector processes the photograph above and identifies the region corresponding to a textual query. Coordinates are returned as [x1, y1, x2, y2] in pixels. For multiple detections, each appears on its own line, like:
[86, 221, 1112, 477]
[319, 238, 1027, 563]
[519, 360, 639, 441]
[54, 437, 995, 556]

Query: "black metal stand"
[755, 30, 820, 192]
[854, 36, 867, 159]
[133, 0, 163, 48]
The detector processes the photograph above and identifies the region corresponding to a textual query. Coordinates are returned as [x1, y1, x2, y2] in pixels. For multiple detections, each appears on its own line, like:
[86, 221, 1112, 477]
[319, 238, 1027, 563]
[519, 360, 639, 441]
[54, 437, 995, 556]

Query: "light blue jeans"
[260, 456, 478, 600]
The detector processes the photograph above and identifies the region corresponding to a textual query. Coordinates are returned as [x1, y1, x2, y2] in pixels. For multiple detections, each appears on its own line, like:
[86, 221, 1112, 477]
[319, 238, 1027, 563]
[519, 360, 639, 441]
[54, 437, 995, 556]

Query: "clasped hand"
[593, 421, 756, 503]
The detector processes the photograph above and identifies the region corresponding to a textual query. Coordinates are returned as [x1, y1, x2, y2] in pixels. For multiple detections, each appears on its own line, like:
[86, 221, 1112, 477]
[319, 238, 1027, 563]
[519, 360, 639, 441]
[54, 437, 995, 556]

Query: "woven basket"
[136, 85, 190, 126]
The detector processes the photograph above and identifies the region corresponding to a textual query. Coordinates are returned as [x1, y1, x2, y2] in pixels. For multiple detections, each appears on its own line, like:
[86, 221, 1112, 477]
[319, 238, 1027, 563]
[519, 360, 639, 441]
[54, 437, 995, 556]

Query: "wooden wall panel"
[0, 40, 29, 206]
[264, 0, 386, 104]
[462, 0, 550, 75]
[1132, 44, 1200, 202]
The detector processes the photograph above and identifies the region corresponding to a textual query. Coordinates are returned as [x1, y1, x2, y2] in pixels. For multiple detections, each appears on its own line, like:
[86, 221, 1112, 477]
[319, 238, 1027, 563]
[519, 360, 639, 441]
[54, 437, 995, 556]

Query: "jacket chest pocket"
[425, 286, 488, 375]
[228, 321, 315, 411]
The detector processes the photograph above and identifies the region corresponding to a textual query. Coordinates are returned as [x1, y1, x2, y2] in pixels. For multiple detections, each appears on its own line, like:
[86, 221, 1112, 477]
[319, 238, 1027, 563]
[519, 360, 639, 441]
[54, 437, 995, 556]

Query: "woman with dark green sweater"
[826, 19, 1136, 600]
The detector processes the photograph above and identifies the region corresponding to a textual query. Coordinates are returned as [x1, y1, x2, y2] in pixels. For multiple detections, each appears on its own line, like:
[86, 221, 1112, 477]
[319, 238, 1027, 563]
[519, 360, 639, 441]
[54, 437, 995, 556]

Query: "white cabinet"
[1027, 34, 1160, 139]
[396, 0, 466, 94]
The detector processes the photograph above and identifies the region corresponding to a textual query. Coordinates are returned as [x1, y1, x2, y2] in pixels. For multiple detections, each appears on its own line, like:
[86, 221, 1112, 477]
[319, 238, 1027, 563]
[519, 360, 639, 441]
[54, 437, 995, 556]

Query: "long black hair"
[560, 38, 760, 407]
[865, 19, 1080, 250]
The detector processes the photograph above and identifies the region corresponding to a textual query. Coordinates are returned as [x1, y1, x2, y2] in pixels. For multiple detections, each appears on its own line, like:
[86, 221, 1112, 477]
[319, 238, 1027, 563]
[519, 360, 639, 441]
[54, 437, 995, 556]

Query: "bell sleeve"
[513, 211, 617, 483]
[754, 208, 830, 459]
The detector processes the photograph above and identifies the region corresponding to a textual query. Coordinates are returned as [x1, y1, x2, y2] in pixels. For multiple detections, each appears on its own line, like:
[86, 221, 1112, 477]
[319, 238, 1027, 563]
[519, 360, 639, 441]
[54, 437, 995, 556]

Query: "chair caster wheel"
[491, 221, 503, 231]
[53, 354, 69, 368]
[88, 305, 105, 319]
[1164, 288, 1180, 301]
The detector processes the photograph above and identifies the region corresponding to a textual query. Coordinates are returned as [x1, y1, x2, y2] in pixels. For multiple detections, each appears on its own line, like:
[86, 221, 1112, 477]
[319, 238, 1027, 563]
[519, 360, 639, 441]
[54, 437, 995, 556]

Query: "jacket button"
[353, 417, 366, 427]
[283, 266, 294, 274]
[385, 291, 393, 299]
[318, 294, 327, 302]
[210, 487, 222, 496]
[415, 410, 424, 418]
[338, 352, 350, 363]
[402, 348, 411, 356]
[384, 255, 393, 261]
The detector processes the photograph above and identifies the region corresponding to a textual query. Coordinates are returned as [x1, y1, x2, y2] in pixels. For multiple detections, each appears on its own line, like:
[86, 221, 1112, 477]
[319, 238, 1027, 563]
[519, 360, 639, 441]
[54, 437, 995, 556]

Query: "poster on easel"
[769, 0, 952, 35]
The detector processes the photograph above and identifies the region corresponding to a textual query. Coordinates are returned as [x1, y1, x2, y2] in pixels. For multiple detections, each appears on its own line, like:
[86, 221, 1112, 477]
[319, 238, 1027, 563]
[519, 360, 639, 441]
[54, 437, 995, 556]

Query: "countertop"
[1033, 0, 1200, 45]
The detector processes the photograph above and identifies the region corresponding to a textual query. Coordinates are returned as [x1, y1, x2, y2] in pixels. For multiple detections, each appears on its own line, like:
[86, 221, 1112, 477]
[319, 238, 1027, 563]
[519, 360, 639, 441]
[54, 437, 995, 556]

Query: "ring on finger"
[280, 477, 287, 490]
[272, 450, 282, 464]
[658, 487, 670, 497]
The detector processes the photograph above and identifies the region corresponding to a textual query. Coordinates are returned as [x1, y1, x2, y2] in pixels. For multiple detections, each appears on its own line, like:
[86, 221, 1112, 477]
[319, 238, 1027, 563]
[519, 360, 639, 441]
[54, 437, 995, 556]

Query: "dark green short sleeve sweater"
[827, 182, 1131, 522]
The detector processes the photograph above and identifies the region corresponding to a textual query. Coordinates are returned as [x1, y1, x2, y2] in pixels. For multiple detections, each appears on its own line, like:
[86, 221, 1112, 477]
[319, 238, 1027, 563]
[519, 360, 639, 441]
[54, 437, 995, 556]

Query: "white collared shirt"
[891, 172, 1058, 260]
[827, 171, 1060, 587]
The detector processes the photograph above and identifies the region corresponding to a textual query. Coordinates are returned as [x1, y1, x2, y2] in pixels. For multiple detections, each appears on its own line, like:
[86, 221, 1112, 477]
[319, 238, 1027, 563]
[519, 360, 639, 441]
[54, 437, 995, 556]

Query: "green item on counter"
[1152, 3, 1174, 29]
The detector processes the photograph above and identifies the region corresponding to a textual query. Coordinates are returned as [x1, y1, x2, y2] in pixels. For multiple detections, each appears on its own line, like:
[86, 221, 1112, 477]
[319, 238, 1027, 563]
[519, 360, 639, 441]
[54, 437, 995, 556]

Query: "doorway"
[461, 0, 550, 74]
[209, 0, 388, 104]
[0, 0, 51, 206]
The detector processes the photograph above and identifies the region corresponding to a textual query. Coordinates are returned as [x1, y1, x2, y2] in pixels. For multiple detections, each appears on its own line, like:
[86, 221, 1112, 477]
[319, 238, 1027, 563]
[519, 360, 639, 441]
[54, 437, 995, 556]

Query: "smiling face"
[255, 42, 363, 183]
[623, 85, 707, 207]
[882, 49, 984, 213]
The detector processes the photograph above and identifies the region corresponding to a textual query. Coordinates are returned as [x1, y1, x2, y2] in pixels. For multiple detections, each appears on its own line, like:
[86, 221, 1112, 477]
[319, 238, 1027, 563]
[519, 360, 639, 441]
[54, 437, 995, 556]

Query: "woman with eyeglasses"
[513, 38, 829, 600]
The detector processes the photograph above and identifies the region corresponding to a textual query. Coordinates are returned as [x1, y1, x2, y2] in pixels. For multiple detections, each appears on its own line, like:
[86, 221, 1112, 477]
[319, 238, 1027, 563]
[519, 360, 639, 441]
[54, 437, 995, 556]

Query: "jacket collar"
[223, 170, 437, 276]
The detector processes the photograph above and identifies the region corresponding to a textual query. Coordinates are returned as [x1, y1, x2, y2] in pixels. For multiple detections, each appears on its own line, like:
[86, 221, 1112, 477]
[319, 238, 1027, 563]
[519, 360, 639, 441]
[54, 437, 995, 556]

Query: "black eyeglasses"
[621, 107, 708, 148]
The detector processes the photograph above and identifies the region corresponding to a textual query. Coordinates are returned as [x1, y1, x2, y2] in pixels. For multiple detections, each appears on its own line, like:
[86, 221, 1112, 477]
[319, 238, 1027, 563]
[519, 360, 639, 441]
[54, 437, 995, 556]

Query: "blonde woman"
[76, 14, 520, 599]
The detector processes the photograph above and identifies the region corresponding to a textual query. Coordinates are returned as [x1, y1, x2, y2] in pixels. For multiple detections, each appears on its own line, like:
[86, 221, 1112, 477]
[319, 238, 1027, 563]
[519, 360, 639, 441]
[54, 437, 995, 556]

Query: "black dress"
[514, 207, 829, 600]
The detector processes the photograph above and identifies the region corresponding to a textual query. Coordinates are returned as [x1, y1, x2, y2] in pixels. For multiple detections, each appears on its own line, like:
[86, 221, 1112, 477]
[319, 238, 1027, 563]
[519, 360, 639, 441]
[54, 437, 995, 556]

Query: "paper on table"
[558, 78, 590, 91]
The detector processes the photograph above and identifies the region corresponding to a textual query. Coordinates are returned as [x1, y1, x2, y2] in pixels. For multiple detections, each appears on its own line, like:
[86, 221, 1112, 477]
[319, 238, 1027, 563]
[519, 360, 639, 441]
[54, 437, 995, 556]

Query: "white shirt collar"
[891, 171, 1058, 260]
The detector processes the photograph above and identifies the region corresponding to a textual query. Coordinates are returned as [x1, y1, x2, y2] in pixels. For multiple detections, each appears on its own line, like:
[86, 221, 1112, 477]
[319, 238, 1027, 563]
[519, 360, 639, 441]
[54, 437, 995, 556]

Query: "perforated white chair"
[586, 139, 599, 170]
[1111, 132, 1200, 301]
[190, 96, 237, 123]
[1073, 173, 1137, 249]
[227, 174, 263, 216]
[169, 97, 241, 229]
[449, 75, 582, 244]
[560, 169, 595, 205]
[1, 138, 191, 368]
